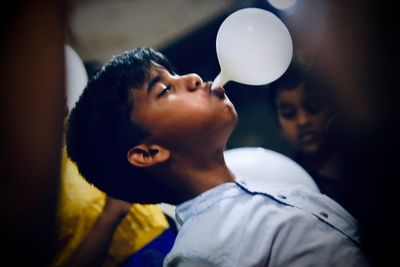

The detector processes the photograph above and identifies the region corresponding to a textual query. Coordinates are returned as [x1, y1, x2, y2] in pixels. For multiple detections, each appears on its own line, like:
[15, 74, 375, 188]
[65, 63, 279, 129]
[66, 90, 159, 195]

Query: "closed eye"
[157, 86, 172, 98]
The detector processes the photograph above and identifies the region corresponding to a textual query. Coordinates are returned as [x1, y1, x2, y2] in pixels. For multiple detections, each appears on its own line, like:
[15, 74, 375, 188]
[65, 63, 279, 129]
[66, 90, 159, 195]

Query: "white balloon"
[224, 147, 320, 192]
[267, 0, 297, 10]
[65, 44, 88, 113]
[212, 8, 293, 89]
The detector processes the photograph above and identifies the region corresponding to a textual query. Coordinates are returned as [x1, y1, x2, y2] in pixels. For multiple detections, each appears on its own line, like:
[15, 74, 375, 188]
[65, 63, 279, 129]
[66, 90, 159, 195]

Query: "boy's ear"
[127, 144, 170, 168]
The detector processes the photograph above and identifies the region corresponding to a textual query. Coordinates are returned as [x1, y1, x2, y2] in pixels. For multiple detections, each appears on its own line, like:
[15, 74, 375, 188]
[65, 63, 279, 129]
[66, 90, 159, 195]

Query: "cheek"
[280, 121, 298, 141]
[171, 97, 230, 125]
[151, 104, 213, 136]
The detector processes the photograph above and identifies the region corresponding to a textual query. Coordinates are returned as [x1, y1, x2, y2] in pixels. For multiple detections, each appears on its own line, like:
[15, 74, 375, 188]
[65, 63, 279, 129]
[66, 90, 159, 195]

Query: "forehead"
[144, 63, 173, 85]
[148, 63, 170, 77]
[276, 84, 321, 102]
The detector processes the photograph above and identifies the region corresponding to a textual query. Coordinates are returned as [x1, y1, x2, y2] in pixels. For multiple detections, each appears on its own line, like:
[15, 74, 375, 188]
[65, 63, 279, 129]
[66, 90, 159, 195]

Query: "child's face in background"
[130, 64, 237, 151]
[276, 84, 330, 155]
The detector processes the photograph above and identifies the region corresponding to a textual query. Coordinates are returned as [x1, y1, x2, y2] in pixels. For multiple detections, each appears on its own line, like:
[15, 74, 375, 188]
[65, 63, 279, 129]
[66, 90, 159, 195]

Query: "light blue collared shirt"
[164, 179, 369, 267]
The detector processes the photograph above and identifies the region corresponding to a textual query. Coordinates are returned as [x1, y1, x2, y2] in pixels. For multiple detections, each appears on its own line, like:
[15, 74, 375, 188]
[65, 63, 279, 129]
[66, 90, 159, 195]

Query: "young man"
[66, 47, 369, 266]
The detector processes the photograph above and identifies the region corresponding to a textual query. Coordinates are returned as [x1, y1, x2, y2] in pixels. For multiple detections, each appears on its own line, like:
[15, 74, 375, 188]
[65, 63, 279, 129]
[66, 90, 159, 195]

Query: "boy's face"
[276, 84, 330, 155]
[130, 63, 237, 151]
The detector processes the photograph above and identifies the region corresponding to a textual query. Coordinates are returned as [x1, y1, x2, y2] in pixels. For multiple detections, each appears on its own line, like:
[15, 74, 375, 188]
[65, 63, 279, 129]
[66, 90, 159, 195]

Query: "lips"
[210, 84, 226, 99]
[298, 131, 318, 144]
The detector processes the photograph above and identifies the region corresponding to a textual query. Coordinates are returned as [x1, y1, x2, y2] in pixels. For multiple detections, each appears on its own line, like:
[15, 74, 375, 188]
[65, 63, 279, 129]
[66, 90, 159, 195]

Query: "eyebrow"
[147, 75, 161, 95]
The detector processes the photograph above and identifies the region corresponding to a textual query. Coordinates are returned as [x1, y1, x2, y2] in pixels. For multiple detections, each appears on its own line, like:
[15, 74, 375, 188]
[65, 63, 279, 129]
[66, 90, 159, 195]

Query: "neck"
[154, 150, 236, 204]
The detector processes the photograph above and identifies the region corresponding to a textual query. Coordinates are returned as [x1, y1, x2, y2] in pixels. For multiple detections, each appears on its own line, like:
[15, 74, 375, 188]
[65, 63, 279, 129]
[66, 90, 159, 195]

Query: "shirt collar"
[175, 182, 241, 225]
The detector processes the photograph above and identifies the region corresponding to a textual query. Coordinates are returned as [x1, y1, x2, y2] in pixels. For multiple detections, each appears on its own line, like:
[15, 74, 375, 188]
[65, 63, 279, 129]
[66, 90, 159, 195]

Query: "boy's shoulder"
[235, 179, 361, 243]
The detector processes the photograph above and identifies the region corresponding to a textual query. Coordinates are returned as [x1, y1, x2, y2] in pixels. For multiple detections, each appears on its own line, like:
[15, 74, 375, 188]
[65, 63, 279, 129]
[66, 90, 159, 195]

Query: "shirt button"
[319, 212, 329, 218]
[278, 194, 287, 199]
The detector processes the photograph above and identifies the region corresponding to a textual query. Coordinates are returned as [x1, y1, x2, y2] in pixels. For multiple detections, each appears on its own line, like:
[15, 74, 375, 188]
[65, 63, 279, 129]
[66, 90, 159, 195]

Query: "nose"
[296, 109, 312, 127]
[182, 73, 203, 92]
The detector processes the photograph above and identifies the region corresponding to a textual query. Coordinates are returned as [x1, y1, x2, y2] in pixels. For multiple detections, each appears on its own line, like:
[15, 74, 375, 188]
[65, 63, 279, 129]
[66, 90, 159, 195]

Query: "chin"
[301, 144, 321, 155]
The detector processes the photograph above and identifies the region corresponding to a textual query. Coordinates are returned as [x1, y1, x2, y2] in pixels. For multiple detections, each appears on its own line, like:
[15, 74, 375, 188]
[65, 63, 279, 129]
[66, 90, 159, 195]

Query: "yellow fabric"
[51, 148, 169, 267]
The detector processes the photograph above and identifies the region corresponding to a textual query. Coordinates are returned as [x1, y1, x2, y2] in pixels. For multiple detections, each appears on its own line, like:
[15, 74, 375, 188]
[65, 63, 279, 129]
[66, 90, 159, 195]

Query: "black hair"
[267, 59, 305, 114]
[66, 47, 176, 203]
[267, 59, 331, 117]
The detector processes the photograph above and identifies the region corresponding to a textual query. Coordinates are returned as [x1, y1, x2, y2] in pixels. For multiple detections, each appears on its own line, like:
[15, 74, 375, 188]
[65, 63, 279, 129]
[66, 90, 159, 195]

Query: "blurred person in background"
[51, 147, 177, 267]
[267, 58, 351, 213]
[283, 1, 398, 265]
